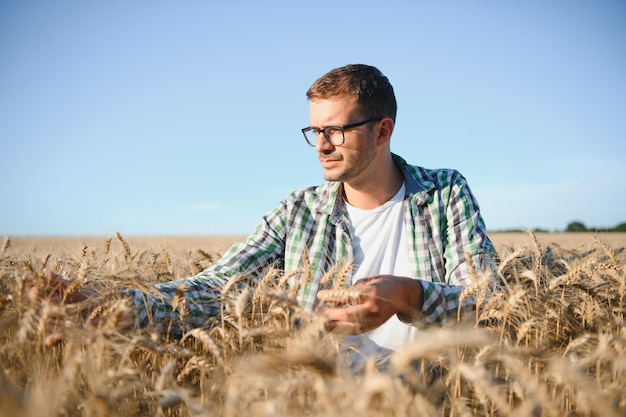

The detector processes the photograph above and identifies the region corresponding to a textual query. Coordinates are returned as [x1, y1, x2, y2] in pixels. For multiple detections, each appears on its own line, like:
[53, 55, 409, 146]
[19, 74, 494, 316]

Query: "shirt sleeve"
[124, 209, 287, 337]
[407, 171, 497, 326]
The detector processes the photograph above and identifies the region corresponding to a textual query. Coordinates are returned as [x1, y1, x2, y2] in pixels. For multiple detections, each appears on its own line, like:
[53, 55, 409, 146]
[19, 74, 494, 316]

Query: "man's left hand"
[315, 275, 423, 334]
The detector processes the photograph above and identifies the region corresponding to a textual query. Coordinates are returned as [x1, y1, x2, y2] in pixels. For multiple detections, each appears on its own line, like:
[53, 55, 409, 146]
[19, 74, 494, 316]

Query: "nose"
[315, 132, 335, 153]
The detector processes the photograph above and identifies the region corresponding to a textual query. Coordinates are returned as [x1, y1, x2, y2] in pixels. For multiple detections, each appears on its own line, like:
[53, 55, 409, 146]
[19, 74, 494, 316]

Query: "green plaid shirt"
[125, 154, 496, 333]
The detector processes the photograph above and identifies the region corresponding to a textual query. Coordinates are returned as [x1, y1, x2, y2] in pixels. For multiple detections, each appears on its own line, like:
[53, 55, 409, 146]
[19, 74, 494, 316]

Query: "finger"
[41, 299, 65, 316]
[324, 319, 362, 335]
[39, 302, 77, 345]
[44, 332, 66, 346]
[42, 268, 71, 302]
[317, 303, 367, 322]
[42, 268, 99, 304]
[27, 286, 39, 302]
[29, 269, 65, 301]
[43, 267, 71, 291]
[42, 267, 61, 283]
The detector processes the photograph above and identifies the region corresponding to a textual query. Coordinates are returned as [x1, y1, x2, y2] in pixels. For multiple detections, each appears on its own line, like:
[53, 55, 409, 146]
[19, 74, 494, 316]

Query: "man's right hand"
[28, 268, 101, 345]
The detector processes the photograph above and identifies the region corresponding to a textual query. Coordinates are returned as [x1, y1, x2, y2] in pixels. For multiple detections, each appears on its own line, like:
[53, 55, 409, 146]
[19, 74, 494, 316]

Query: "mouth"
[319, 157, 340, 168]
[320, 153, 341, 163]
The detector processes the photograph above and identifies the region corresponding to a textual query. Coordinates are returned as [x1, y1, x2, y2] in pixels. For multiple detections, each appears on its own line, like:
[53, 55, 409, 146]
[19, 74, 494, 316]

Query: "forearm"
[126, 216, 286, 336]
[122, 257, 248, 335]
[123, 277, 223, 336]
[402, 249, 496, 326]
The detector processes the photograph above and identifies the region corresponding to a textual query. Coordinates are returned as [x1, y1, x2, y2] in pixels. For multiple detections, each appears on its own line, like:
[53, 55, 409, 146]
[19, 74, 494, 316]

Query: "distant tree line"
[564, 221, 626, 233]
[491, 221, 626, 233]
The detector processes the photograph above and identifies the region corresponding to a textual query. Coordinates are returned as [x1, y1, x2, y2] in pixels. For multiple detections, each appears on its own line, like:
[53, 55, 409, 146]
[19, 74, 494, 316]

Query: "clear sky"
[1, 0, 625, 236]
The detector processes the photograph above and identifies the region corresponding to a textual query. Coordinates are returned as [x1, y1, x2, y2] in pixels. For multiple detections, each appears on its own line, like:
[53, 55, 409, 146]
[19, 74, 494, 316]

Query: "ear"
[376, 117, 395, 147]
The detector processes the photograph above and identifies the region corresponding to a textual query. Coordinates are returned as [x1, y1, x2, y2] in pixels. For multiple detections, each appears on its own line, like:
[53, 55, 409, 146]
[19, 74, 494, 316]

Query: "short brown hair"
[306, 64, 397, 122]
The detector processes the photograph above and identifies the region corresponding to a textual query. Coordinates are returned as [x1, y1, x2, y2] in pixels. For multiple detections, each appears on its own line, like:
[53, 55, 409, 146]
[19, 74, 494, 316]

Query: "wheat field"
[1, 232, 625, 417]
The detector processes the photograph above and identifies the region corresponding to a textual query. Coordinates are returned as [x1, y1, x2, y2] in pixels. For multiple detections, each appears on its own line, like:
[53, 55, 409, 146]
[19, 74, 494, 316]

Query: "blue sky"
[1, 0, 625, 236]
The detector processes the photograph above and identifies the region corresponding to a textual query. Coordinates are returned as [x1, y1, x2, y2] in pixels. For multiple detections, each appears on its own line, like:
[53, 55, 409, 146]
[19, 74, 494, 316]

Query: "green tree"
[566, 221, 587, 232]
[613, 222, 626, 232]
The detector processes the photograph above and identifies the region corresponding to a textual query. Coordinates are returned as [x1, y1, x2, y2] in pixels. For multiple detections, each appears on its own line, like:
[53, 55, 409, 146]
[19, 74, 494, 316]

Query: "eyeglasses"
[301, 117, 383, 147]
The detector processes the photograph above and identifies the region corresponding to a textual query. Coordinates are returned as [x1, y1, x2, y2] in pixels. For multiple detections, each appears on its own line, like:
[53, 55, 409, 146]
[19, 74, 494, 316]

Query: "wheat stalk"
[115, 232, 132, 265]
[0, 236, 10, 258]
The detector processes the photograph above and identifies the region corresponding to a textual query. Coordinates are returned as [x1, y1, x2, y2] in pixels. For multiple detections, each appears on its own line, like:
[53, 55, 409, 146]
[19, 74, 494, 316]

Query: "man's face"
[309, 96, 379, 184]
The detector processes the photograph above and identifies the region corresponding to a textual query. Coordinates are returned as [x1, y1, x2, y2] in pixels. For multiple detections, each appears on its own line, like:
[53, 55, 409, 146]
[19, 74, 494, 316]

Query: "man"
[37, 64, 496, 359]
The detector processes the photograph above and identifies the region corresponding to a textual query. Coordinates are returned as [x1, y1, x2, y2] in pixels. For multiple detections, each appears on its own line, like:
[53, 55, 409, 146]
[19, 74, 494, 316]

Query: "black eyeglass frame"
[301, 117, 384, 147]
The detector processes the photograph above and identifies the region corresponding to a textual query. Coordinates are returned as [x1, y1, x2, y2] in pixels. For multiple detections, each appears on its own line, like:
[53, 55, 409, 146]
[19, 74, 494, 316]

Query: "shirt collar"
[392, 153, 436, 206]
[318, 153, 438, 222]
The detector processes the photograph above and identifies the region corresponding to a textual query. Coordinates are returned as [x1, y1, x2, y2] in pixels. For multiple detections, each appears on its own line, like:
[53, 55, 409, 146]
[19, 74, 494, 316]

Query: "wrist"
[396, 278, 423, 323]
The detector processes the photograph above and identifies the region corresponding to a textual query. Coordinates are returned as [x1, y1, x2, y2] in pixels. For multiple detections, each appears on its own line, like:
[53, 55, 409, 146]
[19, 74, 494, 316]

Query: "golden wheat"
[0, 232, 625, 416]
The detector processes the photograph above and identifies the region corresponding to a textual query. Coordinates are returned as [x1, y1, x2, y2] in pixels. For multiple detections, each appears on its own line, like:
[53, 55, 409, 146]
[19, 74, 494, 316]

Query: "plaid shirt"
[125, 154, 496, 333]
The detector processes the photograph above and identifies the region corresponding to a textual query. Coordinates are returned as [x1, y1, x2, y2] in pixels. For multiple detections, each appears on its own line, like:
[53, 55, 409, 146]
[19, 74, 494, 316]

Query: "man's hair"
[306, 64, 397, 123]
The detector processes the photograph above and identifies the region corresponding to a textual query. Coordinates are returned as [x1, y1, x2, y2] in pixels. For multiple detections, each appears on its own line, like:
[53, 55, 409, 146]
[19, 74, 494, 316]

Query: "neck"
[343, 155, 403, 210]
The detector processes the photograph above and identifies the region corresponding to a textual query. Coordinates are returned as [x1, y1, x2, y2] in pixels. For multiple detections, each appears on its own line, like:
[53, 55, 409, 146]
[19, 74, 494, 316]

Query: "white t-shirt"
[343, 182, 419, 358]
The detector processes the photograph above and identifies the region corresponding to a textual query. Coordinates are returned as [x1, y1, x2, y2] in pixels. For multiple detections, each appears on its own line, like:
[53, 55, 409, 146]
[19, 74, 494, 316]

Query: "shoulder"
[282, 181, 339, 201]
[278, 181, 342, 214]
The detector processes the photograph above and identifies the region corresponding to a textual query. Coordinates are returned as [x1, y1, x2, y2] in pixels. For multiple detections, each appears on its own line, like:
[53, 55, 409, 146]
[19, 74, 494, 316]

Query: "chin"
[323, 172, 339, 182]
[325, 174, 347, 183]
[322, 166, 348, 182]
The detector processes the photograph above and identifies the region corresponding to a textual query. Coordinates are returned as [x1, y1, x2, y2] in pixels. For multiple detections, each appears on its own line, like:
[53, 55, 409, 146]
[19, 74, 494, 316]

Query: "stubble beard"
[321, 145, 377, 183]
